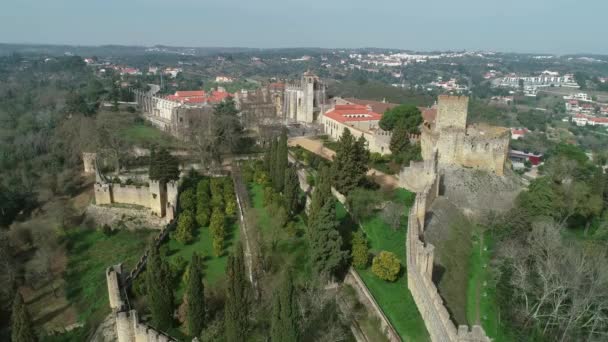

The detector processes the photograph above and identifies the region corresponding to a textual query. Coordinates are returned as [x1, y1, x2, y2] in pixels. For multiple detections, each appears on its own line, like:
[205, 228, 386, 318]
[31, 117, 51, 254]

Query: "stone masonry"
[421, 95, 510, 176]
[402, 150, 491, 342]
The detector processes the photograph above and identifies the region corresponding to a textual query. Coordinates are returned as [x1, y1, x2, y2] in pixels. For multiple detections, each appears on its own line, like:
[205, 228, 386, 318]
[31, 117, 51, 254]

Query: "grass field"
[122, 123, 176, 148]
[166, 219, 240, 298]
[337, 189, 429, 341]
[64, 228, 155, 326]
[248, 183, 312, 282]
[466, 232, 513, 341]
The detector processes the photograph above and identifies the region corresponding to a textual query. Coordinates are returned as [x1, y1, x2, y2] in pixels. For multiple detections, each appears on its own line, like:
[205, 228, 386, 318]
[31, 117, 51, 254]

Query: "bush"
[351, 231, 369, 269]
[179, 188, 196, 212]
[371, 251, 401, 282]
[176, 210, 195, 244]
[101, 224, 113, 236]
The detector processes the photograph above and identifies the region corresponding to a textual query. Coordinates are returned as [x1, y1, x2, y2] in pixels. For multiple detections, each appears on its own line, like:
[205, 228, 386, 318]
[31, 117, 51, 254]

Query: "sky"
[1, 0, 607, 54]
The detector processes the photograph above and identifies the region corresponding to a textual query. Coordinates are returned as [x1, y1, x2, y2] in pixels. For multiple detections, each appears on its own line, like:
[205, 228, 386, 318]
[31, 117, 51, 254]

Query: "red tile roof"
[342, 97, 436, 123]
[324, 105, 382, 123]
[175, 90, 205, 97]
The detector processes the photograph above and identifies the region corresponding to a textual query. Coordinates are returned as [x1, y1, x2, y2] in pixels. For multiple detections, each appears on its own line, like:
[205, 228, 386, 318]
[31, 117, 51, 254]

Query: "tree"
[308, 200, 347, 279]
[381, 202, 404, 230]
[210, 178, 225, 209]
[0, 232, 16, 313]
[378, 104, 422, 132]
[96, 111, 132, 172]
[272, 130, 288, 192]
[146, 247, 175, 330]
[371, 251, 401, 282]
[179, 188, 196, 212]
[283, 166, 300, 216]
[213, 97, 243, 153]
[209, 208, 225, 256]
[351, 231, 369, 269]
[11, 293, 36, 342]
[389, 124, 410, 156]
[271, 272, 299, 342]
[176, 210, 195, 244]
[149, 147, 180, 184]
[346, 188, 381, 222]
[223, 178, 237, 216]
[224, 244, 250, 342]
[196, 179, 211, 226]
[310, 166, 332, 223]
[185, 253, 205, 336]
[332, 129, 369, 195]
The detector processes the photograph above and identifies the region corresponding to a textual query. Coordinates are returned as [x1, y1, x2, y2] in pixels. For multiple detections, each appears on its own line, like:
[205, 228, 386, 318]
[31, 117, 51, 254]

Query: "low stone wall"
[404, 150, 491, 342]
[344, 268, 401, 342]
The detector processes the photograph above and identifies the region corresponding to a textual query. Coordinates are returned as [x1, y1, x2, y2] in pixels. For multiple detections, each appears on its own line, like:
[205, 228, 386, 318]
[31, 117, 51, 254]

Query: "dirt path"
[288, 137, 400, 190]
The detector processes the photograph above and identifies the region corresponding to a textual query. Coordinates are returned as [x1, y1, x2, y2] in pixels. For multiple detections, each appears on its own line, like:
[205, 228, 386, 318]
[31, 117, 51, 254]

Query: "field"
[466, 232, 513, 341]
[122, 123, 176, 148]
[248, 183, 312, 281]
[337, 189, 430, 341]
[166, 219, 240, 297]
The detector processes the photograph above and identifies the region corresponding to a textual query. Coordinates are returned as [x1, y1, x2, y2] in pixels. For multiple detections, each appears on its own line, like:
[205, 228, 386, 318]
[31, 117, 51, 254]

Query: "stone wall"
[110, 185, 151, 208]
[344, 268, 401, 342]
[421, 96, 510, 176]
[404, 150, 491, 342]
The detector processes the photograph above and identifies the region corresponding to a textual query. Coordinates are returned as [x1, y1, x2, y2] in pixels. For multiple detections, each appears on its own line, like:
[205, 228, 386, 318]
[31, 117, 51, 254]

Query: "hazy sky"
[1, 0, 606, 54]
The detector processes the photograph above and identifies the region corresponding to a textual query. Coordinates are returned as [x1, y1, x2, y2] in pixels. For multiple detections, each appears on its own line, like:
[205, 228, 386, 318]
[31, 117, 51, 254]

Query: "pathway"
[287, 136, 400, 190]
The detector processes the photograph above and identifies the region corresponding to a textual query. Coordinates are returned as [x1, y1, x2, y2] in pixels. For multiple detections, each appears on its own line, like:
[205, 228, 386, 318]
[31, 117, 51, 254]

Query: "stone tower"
[435, 95, 468, 130]
[302, 71, 316, 123]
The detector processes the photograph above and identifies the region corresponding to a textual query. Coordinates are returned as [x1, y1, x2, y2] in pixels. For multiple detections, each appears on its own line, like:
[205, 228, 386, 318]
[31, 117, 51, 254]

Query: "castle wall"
[436, 95, 468, 130]
[111, 185, 151, 208]
[83, 152, 97, 173]
[148, 180, 166, 217]
[95, 183, 113, 205]
[403, 151, 490, 342]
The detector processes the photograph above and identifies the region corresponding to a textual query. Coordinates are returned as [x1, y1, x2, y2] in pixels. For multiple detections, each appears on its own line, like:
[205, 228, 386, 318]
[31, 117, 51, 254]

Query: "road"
[287, 136, 400, 190]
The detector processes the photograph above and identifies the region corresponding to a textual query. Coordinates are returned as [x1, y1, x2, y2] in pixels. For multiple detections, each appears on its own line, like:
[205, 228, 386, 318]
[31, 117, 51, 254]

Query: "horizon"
[1, 0, 607, 55]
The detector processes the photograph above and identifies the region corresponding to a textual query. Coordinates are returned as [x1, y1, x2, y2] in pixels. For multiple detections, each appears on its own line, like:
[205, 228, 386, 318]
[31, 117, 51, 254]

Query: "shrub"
[180, 188, 196, 212]
[351, 231, 369, 269]
[101, 224, 113, 236]
[371, 251, 401, 282]
[176, 210, 195, 244]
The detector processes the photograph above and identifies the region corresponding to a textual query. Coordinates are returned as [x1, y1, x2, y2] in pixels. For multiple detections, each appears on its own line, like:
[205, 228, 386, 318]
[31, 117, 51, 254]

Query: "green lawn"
[64, 228, 155, 326]
[122, 123, 176, 148]
[167, 219, 240, 298]
[466, 232, 513, 341]
[248, 182, 312, 282]
[336, 189, 429, 341]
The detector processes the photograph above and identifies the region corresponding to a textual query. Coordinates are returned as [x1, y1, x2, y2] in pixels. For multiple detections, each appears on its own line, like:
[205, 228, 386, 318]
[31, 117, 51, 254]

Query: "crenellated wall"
[404, 150, 491, 342]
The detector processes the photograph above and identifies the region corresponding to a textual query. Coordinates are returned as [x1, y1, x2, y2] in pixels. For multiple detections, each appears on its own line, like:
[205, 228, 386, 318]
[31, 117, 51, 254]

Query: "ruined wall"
[435, 95, 468, 130]
[421, 96, 510, 176]
[403, 151, 491, 342]
[107, 265, 176, 342]
[111, 185, 151, 208]
[83, 152, 97, 173]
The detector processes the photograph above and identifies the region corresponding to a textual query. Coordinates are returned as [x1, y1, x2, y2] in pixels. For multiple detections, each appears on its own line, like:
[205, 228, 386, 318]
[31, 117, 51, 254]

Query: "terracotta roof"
[420, 108, 436, 123]
[324, 105, 382, 123]
[343, 98, 399, 114]
[269, 82, 285, 89]
[175, 90, 205, 97]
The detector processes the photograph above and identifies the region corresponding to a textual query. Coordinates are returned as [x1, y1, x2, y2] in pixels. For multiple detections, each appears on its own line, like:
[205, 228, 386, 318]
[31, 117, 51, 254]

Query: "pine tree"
[186, 253, 205, 337]
[308, 200, 347, 279]
[224, 244, 250, 342]
[283, 166, 300, 216]
[146, 247, 175, 330]
[176, 210, 195, 244]
[149, 147, 180, 184]
[270, 272, 299, 342]
[11, 293, 36, 342]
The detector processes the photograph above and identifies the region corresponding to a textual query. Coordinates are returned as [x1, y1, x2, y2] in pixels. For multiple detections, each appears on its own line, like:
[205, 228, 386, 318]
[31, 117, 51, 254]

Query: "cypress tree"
[270, 272, 299, 342]
[309, 166, 332, 223]
[389, 124, 410, 156]
[186, 253, 205, 337]
[224, 244, 250, 342]
[196, 179, 211, 226]
[283, 166, 300, 216]
[308, 200, 346, 279]
[331, 128, 357, 194]
[146, 247, 175, 330]
[273, 130, 288, 192]
[11, 293, 36, 342]
[269, 137, 278, 177]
